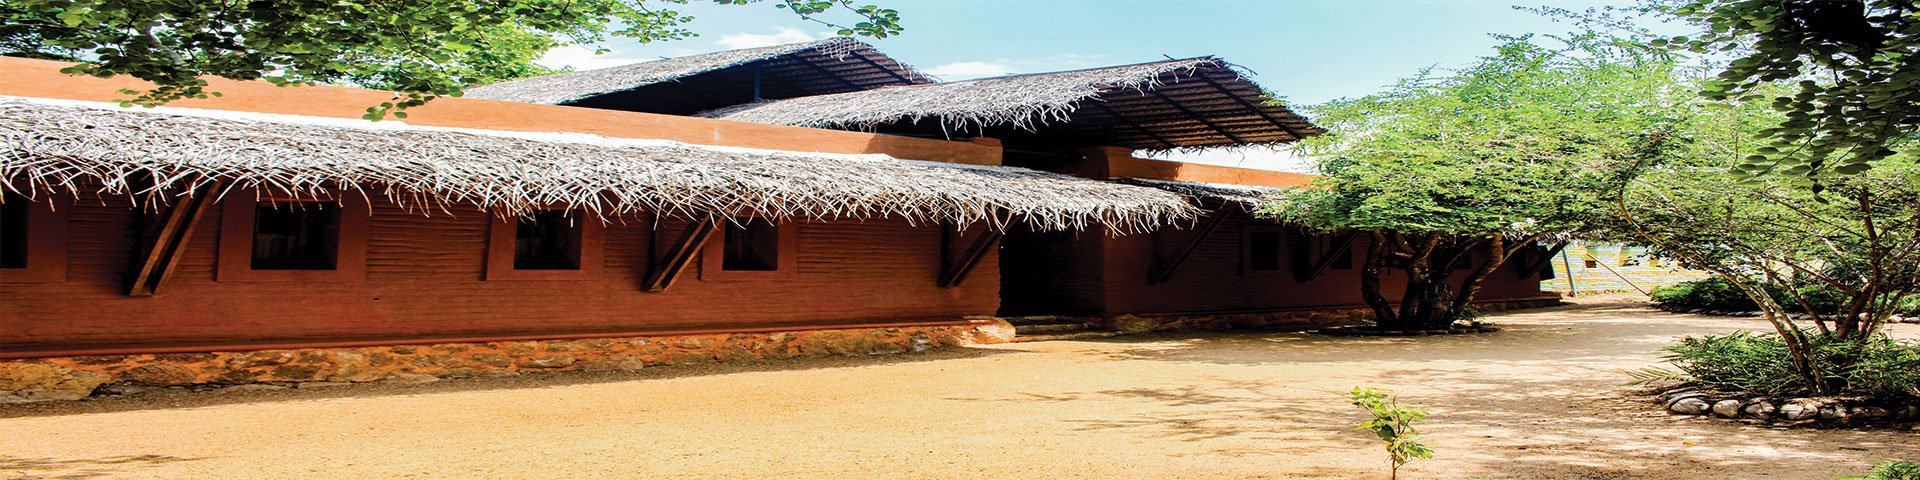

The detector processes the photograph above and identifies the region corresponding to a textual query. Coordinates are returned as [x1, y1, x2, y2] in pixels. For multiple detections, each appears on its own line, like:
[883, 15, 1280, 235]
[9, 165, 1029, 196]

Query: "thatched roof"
[699, 57, 1324, 152]
[0, 96, 1198, 232]
[462, 38, 931, 115]
[1117, 177, 1288, 211]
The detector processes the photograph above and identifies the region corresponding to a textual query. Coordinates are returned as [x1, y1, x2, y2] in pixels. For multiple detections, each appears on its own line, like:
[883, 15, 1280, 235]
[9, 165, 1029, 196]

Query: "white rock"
[1712, 399, 1744, 418]
[1669, 397, 1711, 415]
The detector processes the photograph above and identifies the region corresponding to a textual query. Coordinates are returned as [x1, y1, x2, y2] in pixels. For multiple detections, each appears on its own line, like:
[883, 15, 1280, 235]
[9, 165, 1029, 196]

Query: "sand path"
[3, 296, 1916, 479]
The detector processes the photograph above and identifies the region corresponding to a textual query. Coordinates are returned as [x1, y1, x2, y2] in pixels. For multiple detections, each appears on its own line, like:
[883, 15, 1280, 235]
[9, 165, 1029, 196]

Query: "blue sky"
[538, 1, 1656, 171]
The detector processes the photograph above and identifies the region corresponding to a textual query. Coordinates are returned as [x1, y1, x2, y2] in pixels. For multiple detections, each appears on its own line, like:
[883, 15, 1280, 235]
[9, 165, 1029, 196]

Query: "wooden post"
[643, 218, 718, 292]
[127, 181, 221, 296]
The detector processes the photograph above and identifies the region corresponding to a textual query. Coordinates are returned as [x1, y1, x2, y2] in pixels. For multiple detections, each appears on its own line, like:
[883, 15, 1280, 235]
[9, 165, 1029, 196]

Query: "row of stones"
[0, 320, 1016, 403]
[1662, 388, 1919, 426]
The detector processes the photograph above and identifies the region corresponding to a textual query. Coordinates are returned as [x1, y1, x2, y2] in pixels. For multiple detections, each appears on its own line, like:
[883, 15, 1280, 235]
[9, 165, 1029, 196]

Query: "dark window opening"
[251, 202, 340, 270]
[1583, 259, 1599, 269]
[514, 210, 582, 270]
[1, 192, 28, 269]
[1326, 237, 1354, 270]
[1248, 231, 1282, 271]
[723, 218, 780, 271]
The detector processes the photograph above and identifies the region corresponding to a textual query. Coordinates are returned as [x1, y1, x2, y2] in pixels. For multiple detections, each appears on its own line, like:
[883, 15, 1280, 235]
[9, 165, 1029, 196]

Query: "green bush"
[1897, 296, 1920, 317]
[1648, 276, 1914, 315]
[1663, 332, 1920, 402]
[1649, 276, 1785, 312]
[1842, 461, 1920, 480]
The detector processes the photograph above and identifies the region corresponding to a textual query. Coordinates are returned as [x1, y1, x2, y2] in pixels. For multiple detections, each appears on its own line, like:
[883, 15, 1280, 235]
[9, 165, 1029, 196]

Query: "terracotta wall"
[1076, 146, 1317, 189]
[0, 190, 999, 356]
[0, 57, 1001, 166]
[999, 209, 1554, 317]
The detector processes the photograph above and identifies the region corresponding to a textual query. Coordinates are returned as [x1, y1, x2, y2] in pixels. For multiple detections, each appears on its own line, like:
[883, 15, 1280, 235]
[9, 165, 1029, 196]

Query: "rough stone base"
[1659, 387, 1920, 428]
[0, 320, 1015, 403]
[1090, 298, 1563, 334]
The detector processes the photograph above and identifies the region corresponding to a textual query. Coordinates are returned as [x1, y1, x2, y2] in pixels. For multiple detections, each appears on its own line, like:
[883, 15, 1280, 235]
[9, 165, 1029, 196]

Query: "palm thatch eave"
[0, 96, 1199, 233]
[698, 57, 1325, 152]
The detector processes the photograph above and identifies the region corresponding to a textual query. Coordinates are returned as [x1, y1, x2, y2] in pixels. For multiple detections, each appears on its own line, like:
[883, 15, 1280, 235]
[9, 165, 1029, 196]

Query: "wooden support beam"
[643, 219, 718, 292]
[787, 57, 867, 93]
[939, 224, 1003, 288]
[848, 49, 917, 85]
[127, 182, 221, 296]
[1084, 102, 1182, 151]
[1145, 89, 1255, 145]
[1193, 72, 1313, 142]
[1518, 242, 1570, 280]
[1148, 207, 1232, 285]
[1292, 231, 1359, 283]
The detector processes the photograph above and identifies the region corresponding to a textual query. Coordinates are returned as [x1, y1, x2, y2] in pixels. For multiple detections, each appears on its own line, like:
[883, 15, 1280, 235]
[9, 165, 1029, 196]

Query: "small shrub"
[1347, 387, 1432, 480]
[1648, 276, 1888, 315]
[1661, 332, 1920, 402]
[1649, 276, 1774, 312]
[1896, 296, 1920, 317]
[1841, 460, 1920, 480]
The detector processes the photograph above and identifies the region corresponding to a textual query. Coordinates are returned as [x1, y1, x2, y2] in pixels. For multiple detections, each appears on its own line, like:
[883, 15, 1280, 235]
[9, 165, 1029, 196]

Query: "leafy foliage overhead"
[1282, 33, 1694, 240]
[1271, 34, 1702, 329]
[1651, 0, 1919, 178]
[1, 0, 903, 119]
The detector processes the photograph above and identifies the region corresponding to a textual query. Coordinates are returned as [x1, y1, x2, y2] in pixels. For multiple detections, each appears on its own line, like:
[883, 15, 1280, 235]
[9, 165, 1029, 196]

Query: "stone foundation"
[1092, 298, 1564, 334]
[0, 320, 1016, 403]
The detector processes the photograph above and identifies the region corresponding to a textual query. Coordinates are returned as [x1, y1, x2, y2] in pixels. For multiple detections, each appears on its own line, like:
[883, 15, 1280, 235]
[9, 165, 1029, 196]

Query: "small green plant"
[1840, 460, 1920, 480]
[1347, 387, 1433, 480]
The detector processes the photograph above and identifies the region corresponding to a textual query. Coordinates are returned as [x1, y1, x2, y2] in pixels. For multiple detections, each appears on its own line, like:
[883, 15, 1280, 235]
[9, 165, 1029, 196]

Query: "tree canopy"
[1, 0, 902, 119]
[1649, 0, 1919, 179]
[1273, 34, 1701, 328]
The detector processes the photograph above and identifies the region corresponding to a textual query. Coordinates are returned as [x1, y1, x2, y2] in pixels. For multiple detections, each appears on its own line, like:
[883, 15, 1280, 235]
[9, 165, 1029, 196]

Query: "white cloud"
[922, 53, 1115, 81]
[716, 27, 818, 49]
[924, 61, 1013, 80]
[535, 45, 654, 71]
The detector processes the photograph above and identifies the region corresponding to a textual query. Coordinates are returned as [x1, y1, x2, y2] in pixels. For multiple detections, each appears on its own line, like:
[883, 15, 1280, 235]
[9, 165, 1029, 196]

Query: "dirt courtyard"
[3, 297, 1917, 479]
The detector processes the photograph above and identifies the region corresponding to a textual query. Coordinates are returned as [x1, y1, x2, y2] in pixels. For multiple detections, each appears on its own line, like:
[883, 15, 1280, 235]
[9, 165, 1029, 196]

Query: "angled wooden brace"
[939, 223, 1003, 288]
[1517, 242, 1570, 280]
[1148, 207, 1232, 285]
[127, 181, 222, 296]
[643, 218, 719, 292]
[1292, 231, 1359, 283]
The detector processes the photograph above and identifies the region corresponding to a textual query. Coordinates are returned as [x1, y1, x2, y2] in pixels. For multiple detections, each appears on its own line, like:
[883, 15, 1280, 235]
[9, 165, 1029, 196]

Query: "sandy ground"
[3, 296, 1918, 479]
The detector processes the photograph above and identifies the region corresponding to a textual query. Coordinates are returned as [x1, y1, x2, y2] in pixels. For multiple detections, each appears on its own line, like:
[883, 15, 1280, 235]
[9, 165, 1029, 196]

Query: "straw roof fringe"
[1117, 177, 1289, 211]
[0, 97, 1197, 233]
[702, 58, 1213, 130]
[699, 58, 1323, 152]
[462, 37, 930, 105]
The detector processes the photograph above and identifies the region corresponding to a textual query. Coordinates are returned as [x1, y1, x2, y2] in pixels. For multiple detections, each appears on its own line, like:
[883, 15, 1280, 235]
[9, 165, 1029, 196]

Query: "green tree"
[1, 0, 902, 119]
[1273, 34, 1695, 329]
[1648, 0, 1919, 179]
[1613, 100, 1920, 393]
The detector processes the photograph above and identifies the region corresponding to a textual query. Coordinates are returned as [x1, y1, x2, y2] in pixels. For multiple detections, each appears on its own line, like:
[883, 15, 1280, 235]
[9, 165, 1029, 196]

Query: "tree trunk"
[1361, 230, 1399, 325]
[1447, 235, 1509, 320]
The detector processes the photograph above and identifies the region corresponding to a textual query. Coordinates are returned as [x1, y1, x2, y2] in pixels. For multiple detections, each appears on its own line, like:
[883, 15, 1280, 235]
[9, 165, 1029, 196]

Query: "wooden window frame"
[484, 209, 603, 281]
[0, 192, 69, 283]
[1239, 225, 1287, 277]
[217, 191, 370, 283]
[701, 217, 797, 281]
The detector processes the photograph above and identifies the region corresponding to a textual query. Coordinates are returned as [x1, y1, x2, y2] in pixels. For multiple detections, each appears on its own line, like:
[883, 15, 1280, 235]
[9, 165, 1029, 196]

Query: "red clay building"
[0, 42, 1555, 401]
